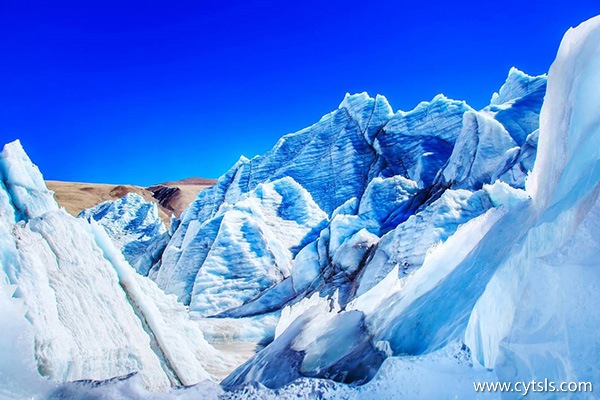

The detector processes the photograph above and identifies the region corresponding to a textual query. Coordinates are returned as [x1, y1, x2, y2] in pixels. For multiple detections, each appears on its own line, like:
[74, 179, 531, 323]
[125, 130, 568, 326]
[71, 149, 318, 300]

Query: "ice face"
[374, 94, 473, 187]
[497, 129, 539, 189]
[356, 187, 495, 297]
[466, 14, 600, 388]
[219, 185, 527, 390]
[338, 92, 394, 144]
[357, 175, 419, 224]
[528, 17, 600, 211]
[489, 67, 547, 145]
[490, 67, 547, 106]
[439, 111, 518, 191]
[80, 193, 166, 247]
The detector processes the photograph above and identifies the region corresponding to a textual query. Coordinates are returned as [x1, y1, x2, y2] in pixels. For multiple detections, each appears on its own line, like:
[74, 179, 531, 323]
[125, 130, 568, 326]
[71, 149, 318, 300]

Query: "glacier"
[2, 12, 600, 400]
[107, 53, 549, 392]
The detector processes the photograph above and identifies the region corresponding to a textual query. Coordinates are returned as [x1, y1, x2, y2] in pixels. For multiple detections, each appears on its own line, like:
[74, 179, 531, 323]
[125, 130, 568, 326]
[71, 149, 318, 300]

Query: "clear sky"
[1, 1, 599, 186]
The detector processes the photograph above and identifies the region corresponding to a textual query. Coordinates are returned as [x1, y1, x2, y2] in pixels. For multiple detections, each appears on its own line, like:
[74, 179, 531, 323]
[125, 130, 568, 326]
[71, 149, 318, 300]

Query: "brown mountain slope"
[46, 178, 216, 227]
[147, 178, 216, 217]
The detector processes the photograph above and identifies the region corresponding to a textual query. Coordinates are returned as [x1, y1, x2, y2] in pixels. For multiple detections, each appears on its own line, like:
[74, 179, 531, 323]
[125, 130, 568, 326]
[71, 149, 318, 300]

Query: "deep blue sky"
[1, 1, 598, 186]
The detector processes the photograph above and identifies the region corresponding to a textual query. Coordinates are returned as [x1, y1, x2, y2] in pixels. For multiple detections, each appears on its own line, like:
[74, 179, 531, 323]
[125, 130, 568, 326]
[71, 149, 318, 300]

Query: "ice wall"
[466, 14, 600, 391]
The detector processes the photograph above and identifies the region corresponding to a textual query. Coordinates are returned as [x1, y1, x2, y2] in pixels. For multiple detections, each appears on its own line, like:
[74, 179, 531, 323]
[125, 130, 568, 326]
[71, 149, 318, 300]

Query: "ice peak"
[0, 140, 58, 221]
[430, 93, 466, 107]
[79, 191, 167, 276]
[121, 191, 144, 202]
[528, 15, 600, 209]
[490, 67, 547, 105]
[2, 139, 23, 153]
[396, 93, 470, 117]
[339, 92, 394, 144]
[432, 93, 449, 102]
[339, 92, 393, 115]
[338, 92, 373, 110]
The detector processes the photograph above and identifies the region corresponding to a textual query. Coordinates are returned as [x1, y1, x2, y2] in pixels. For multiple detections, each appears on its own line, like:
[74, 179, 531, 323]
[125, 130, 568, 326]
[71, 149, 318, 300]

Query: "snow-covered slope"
[0, 141, 225, 392]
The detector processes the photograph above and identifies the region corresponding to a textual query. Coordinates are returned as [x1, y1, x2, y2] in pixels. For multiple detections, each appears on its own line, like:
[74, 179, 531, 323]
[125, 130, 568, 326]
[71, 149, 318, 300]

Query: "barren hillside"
[46, 178, 216, 227]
